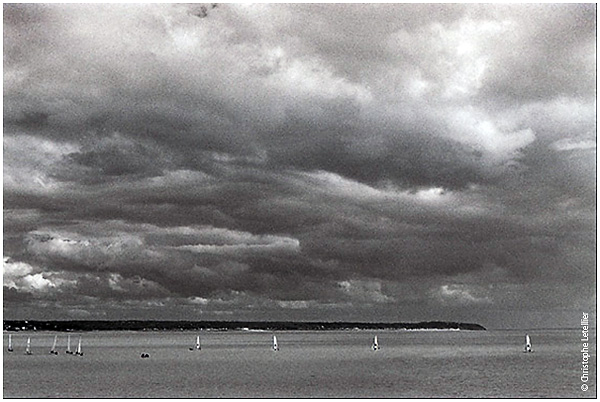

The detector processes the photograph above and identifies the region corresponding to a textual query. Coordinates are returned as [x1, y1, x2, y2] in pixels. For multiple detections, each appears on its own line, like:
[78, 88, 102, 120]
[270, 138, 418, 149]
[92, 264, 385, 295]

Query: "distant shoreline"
[3, 320, 486, 332]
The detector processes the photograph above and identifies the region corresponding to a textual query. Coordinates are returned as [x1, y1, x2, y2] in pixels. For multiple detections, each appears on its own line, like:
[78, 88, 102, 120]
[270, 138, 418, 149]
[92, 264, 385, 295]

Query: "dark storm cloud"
[4, 4, 595, 327]
[2, 3, 513, 189]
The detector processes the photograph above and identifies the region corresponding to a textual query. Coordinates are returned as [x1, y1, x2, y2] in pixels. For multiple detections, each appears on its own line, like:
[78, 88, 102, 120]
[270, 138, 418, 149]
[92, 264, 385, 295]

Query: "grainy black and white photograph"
[3, 2, 597, 398]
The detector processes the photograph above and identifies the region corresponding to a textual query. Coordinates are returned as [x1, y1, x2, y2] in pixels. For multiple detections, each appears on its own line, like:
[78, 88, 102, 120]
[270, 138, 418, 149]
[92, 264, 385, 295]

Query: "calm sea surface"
[3, 329, 595, 398]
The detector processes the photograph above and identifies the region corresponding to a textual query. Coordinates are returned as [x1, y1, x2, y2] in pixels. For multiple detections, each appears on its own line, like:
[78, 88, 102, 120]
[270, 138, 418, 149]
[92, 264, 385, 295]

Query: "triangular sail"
[8, 334, 13, 352]
[26, 337, 32, 355]
[372, 335, 380, 351]
[189, 335, 201, 351]
[75, 336, 83, 356]
[50, 335, 58, 354]
[272, 335, 279, 351]
[66, 334, 71, 353]
[524, 334, 532, 352]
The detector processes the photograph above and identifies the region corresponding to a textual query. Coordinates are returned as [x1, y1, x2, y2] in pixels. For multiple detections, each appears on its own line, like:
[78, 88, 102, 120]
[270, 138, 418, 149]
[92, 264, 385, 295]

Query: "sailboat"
[372, 335, 380, 351]
[272, 335, 279, 351]
[50, 335, 59, 355]
[25, 337, 32, 355]
[75, 336, 83, 356]
[189, 335, 201, 351]
[524, 334, 532, 353]
[66, 334, 73, 354]
[7, 334, 13, 352]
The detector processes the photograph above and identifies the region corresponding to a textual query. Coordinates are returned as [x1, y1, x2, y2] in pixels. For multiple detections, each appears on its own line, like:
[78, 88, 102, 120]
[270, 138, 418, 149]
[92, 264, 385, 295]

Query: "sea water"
[3, 329, 595, 398]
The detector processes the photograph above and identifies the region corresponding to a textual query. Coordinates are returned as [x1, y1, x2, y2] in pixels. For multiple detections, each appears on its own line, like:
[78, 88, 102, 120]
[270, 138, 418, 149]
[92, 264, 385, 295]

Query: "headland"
[3, 320, 486, 332]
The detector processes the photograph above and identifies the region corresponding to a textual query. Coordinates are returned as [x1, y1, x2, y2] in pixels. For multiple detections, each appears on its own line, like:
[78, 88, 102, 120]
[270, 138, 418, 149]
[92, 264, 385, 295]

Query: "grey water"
[3, 329, 595, 398]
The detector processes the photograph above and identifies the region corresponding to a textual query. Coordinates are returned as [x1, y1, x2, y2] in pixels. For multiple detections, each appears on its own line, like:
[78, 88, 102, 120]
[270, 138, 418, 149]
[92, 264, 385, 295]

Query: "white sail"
[372, 335, 380, 351]
[189, 335, 201, 351]
[272, 335, 279, 351]
[66, 334, 72, 354]
[8, 334, 13, 352]
[26, 337, 32, 355]
[524, 334, 532, 352]
[50, 335, 58, 354]
[75, 336, 83, 356]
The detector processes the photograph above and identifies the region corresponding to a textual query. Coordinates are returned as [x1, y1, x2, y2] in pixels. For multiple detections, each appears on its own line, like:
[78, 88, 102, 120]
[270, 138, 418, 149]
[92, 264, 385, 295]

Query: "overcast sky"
[3, 3, 596, 329]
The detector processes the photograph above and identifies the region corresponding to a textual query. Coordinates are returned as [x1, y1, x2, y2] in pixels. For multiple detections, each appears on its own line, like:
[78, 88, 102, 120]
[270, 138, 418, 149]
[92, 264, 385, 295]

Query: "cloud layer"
[4, 4, 596, 328]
